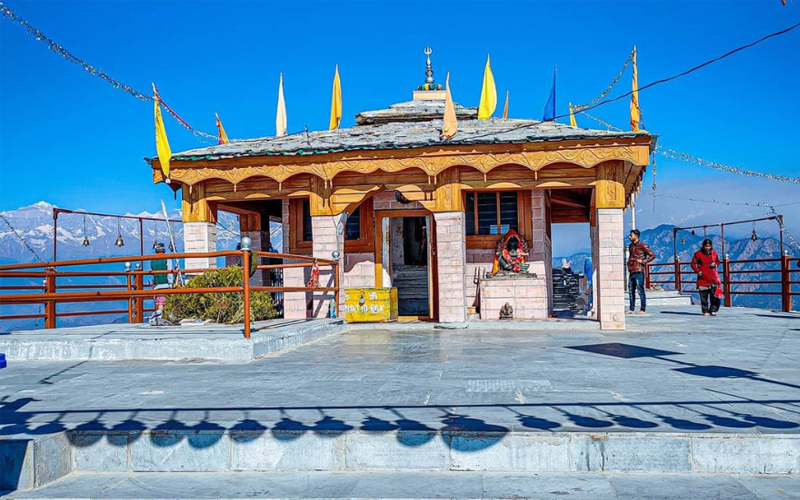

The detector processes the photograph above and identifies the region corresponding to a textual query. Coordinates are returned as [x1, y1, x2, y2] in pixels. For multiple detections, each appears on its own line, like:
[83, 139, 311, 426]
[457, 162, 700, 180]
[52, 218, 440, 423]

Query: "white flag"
[276, 73, 287, 136]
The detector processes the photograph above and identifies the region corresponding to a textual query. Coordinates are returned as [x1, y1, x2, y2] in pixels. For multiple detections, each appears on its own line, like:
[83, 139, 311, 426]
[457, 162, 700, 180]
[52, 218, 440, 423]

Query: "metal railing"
[0, 249, 339, 338]
[645, 254, 799, 312]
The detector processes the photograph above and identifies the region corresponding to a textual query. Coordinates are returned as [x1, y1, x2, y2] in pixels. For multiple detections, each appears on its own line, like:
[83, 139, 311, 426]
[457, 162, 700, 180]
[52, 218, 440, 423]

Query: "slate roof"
[166, 99, 651, 162]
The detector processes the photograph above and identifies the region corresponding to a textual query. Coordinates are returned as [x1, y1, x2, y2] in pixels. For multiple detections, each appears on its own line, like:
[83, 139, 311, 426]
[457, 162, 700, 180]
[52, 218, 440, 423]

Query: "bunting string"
[655, 194, 800, 252]
[572, 47, 635, 112]
[0, 1, 220, 143]
[580, 112, 800, 185]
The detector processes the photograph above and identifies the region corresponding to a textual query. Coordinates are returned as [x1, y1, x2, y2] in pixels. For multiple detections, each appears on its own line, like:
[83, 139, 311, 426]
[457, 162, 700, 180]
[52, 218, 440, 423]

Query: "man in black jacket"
[627, 229, 656, 315]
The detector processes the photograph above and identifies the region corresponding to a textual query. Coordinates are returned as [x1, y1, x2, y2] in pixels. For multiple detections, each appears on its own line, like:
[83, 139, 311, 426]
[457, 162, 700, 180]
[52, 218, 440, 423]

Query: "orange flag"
[215, 113, 229, 145]
[440, 72, 457, 140]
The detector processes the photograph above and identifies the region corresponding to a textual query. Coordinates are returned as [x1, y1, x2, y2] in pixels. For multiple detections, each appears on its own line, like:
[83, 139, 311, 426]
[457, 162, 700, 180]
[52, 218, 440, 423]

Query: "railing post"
[674, 259, 682, 293]
[782, 251, 792, 313]
[723, 254, 732, 308]
[125, 262, 133, 323]
[333, 261, 340, 318]
[44, 267, 56, 329]
[242, 249, 251, 338]
[134, 265, 144, 323]
[644, 263, 651, 289]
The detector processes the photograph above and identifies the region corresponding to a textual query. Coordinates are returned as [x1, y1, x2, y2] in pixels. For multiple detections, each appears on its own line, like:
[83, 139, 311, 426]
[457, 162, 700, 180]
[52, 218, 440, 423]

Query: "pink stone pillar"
[530, 190, 553, 314]
[311, 213, 346, 319]
[595, 208, 625, 329]
[282, 200, 308, 319]
[183, 222, 217, 272]
[433, 211, 467, 323]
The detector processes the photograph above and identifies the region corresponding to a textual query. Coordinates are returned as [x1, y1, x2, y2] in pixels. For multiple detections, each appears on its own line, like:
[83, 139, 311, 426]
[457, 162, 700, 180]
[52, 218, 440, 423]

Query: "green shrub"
[163, 266, 277, 324]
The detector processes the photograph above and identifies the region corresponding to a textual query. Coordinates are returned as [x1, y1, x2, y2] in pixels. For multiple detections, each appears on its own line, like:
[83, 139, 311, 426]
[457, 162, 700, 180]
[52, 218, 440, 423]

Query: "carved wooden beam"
[181, 182, 217, 223]
[595, 161, 626, 209]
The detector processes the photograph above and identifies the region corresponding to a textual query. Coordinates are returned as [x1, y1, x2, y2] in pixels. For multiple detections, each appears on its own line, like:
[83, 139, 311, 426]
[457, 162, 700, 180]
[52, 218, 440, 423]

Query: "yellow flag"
[276, 73, 287, 136]
[153, 84, 171, 181]
[478, 54, 497, 120]
[502, 91, 509, 119]
[329, 64, 342, 130]
[630, 45, 640, 131]
[441, 72, 458, 140]
[569, 103, 577, 127]
[215, 113, 229, 145]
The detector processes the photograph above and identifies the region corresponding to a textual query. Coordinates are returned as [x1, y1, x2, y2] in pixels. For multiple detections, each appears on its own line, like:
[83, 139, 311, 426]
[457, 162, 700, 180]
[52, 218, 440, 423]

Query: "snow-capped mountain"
[0, 201, 282, 265]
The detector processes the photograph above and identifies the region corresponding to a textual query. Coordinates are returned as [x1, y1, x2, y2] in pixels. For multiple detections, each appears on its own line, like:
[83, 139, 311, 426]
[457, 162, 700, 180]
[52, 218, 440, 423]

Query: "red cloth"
[691, 250, 723, 297]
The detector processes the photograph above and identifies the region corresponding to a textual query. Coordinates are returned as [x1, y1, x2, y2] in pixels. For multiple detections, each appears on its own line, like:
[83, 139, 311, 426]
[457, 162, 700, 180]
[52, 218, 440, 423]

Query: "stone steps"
[6, 470, 798, 499]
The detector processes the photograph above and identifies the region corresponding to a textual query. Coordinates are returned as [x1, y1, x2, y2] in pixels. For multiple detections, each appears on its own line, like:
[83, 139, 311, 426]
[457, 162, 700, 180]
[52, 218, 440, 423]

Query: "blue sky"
[1, 0, 798, 247]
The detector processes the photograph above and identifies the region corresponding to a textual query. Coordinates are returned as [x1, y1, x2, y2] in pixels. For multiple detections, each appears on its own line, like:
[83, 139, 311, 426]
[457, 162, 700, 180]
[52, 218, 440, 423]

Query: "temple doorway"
[375, 210, 435, 319]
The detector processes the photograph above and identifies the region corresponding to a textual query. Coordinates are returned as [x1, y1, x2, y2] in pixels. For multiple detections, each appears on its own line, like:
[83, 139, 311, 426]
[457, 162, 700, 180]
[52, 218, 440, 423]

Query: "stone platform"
[0, 318, 344, 363]
[2, 305, 800, 496]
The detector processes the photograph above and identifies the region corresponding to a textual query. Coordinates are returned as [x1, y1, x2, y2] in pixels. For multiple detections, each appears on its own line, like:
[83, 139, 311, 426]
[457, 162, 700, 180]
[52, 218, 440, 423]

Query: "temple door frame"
[374, 209, 438, 321]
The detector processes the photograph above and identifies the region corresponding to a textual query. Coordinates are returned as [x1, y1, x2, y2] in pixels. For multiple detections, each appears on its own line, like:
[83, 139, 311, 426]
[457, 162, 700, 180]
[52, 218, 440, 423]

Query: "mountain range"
[0, 202, 281, 332]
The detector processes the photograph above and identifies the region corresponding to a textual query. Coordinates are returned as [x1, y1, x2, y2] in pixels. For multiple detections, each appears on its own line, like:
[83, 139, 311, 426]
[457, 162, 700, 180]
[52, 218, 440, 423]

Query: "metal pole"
[778, 215, 785, 257]
[139, 218, 144, 258]
[720, 223, 726, 263]
[630, 193, 636, 230]
[673, 227, 679, 292]
[52, 209, 58, 261]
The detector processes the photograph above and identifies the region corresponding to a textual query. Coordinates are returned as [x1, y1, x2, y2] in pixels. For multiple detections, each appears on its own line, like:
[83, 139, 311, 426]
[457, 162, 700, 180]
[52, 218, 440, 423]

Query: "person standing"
[627, 229, 656, 315]
[149, 242, 174, 325]
[690, 238, 722, 316]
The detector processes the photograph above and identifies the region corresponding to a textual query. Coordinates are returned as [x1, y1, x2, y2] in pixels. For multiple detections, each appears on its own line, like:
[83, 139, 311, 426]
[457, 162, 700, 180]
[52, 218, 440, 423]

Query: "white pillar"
[530, 190, 553, 314]
[595, 208, 626, 330]
[183, 222, 217, 272]
[433, 211, 467, 323]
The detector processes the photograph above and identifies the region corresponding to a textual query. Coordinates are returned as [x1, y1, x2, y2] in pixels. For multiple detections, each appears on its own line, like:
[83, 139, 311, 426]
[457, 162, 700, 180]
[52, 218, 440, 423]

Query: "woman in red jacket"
[690, 239, 723, 316]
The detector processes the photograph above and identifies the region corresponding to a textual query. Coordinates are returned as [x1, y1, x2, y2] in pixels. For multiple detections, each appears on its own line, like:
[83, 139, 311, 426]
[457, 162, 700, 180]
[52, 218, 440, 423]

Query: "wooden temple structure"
[147, 57, 654, 329]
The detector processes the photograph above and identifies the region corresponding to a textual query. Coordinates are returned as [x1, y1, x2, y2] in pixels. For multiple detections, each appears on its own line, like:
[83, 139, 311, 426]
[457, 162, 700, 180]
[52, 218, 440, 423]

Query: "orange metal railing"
[0, 250, 339, 338]
[645, 254, 799, 312]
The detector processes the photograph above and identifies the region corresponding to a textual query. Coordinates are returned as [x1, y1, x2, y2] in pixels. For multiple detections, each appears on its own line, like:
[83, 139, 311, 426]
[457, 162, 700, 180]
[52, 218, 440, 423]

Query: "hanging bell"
[690, 230, 696, 236]
[168, 242, 175, 252]
[680, 237, 685, 246]
[115, 235, 125, 247]
[751, 229, 758, 242]
[82, 236, 90, 247]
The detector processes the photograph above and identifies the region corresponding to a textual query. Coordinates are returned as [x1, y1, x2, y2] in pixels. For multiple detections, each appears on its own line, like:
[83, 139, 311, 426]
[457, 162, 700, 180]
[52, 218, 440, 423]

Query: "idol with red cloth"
[690, 239, 724, 316]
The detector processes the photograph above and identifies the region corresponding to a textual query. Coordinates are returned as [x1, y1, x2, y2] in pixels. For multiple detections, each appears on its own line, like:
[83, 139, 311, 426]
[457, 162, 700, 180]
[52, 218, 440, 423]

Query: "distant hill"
[554, 224, 798, 310]
[0, 202, 281, 332]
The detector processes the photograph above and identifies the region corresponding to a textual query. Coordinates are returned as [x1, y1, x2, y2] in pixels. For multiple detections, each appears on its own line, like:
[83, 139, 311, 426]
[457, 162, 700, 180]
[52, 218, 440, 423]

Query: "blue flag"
[542, 66, 557, 121]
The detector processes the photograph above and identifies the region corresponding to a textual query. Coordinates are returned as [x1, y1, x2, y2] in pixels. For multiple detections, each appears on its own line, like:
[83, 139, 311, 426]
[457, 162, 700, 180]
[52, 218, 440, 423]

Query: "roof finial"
[424, 46, 434, 84]
[417, 46, 443, 92]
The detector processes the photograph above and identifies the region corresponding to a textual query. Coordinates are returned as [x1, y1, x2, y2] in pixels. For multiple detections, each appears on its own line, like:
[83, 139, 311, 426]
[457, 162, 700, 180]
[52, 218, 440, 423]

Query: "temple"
[146, 53, 654, 329]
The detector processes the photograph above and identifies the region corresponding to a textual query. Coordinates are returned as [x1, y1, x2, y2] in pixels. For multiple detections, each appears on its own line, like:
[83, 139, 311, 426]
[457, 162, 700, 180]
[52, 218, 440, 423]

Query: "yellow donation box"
[343, 288, 398, 323]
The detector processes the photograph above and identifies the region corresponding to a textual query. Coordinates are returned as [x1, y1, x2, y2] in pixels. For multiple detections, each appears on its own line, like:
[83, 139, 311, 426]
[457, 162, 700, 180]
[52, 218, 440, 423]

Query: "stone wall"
[479, 275, 548, 320]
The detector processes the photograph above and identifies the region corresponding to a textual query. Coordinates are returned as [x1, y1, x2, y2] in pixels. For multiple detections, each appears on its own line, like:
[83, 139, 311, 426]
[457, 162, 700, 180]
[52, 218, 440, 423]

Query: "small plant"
[163, 266, 277, 324]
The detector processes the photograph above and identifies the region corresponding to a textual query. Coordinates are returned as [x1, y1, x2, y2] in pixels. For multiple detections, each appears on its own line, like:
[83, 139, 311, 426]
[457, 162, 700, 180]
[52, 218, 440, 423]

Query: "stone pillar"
[595, 208, 625, 329]
[530, 190, 553, 315]
[589, 220, 599, 318]
[282, 200, 308, 319]
[311, 213, 346, 319]
[184, 222, 217, 272]
[434, 211, 467, 323]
